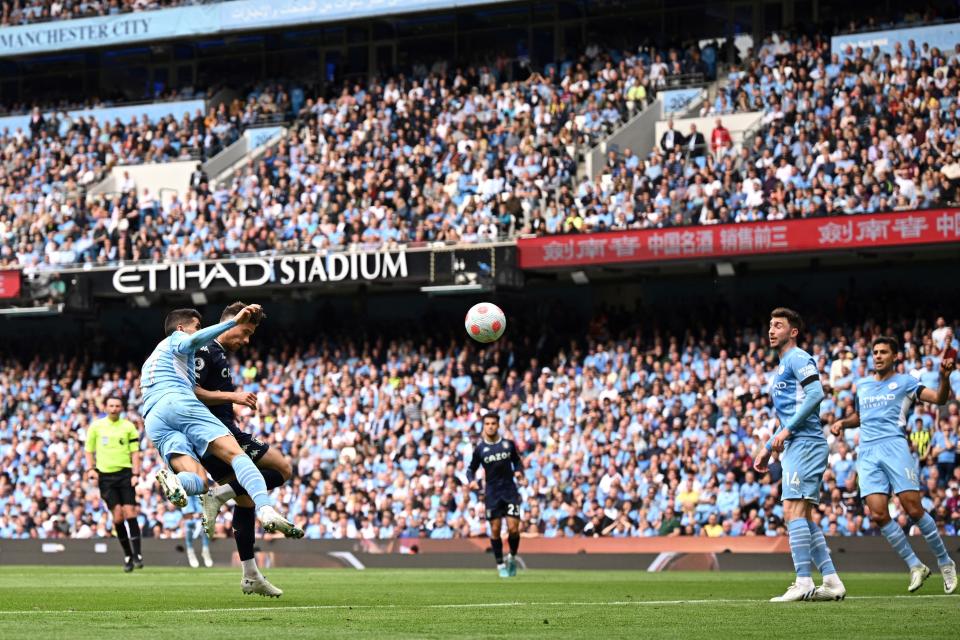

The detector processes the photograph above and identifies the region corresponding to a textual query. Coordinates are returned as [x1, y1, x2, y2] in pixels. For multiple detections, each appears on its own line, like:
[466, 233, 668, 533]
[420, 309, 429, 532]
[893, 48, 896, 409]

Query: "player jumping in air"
[468, 412, 524, 578]
[194, 301, 298, 597]
[140, 306, 297, 537]
[830, 337, 957, 594]
[754, 308, 846, 602]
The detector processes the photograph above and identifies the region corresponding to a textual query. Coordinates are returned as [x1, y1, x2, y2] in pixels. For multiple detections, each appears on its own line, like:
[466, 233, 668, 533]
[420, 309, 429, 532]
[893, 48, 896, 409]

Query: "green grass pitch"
[0, 567, 955, 639]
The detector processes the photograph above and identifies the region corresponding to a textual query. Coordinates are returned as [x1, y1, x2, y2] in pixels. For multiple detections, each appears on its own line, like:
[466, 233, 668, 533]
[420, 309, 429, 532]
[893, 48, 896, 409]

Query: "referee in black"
[84, 396, 144, 572]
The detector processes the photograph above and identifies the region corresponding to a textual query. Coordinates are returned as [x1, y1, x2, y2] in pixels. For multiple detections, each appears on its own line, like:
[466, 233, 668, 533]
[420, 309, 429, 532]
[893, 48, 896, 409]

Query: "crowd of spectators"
[3, 25, 960, 269]
[584, 33, 960, 231]
[0, 40, 713, 267]
[0, 304, 958, 541]
[0, 0, 944, 32]
[0, 0, 197, 26]
[0, 85, 305, 268]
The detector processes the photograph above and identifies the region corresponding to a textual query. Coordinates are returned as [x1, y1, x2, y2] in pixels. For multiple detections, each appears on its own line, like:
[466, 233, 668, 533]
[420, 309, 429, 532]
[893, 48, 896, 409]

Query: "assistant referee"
[84, 395, 144, 572]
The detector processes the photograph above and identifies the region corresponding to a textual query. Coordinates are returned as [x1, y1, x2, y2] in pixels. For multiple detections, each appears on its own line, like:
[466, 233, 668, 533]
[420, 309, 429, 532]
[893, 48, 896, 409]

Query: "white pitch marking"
[0, 594, 953, 615]
[328, 551, 366, 570]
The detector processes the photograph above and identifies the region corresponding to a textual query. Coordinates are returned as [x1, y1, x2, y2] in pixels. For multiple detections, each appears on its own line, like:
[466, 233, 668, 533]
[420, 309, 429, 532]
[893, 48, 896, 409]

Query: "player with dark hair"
[831, 336, 957, 593]
[141, 305, 297, 538]
[755, 307, 846, 601]
[467, 412, 525, 578]
[194, 301, 298, 598]
[84, 395, 143, 572]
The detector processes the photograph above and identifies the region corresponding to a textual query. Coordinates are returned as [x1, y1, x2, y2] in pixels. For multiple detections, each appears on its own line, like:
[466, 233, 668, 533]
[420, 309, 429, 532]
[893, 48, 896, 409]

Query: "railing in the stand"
[657, 72, 706, 89]
[584, 97, 662, 179]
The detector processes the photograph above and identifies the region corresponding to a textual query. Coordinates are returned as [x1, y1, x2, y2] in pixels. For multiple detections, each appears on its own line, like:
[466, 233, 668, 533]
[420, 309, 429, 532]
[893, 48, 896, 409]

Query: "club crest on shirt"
[888, 381, 898, 390]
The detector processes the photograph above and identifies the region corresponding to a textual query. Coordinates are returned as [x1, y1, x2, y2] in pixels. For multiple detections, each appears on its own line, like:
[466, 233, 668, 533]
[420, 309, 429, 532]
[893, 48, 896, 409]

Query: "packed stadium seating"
[592, 34, 960, 227]
[0, 87, 303, 268]
[1, 307, 957, 540]
[3, 27, 959, 270]
[0, 40, 710, 267]
[0, 0, 193, 26]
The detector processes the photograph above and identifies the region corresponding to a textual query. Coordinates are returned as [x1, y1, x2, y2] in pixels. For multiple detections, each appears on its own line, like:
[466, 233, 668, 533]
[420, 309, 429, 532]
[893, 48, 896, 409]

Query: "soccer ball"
[464, 302, 506, 343]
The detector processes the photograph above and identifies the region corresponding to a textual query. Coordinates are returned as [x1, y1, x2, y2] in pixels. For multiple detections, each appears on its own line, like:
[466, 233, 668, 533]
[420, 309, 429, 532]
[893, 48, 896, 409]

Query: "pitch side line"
[0, 594, 954, 615]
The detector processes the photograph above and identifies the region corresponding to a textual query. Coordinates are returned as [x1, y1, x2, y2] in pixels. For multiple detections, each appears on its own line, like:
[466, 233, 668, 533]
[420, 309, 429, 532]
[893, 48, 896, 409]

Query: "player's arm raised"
[233, 304, 265, 326]
[917, 357, 955, 405]
[174, 304, 264, 354]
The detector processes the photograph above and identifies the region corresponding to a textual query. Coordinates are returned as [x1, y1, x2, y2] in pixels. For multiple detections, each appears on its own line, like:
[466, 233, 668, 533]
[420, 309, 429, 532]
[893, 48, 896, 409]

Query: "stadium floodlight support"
[420, 283, 490, 296]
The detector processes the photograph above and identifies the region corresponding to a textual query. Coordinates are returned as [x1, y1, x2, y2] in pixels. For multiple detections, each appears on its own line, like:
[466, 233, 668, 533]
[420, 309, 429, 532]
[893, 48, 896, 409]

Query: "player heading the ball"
[140, 305, 298, 538]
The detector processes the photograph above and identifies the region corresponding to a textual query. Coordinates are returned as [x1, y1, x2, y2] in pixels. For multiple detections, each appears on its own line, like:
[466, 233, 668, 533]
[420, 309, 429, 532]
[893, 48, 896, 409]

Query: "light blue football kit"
[770, 347, 827, 503]
[141, 318, 239, 463]
[769, 345, 837, 584]
[855, 373, 923, 496]
[855, 371, 954, 574]
[141, 316, 274, 510]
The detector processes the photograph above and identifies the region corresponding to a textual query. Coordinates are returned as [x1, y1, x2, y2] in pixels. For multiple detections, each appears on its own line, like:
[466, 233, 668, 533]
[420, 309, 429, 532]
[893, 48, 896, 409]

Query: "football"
[464, 302, 506, 343]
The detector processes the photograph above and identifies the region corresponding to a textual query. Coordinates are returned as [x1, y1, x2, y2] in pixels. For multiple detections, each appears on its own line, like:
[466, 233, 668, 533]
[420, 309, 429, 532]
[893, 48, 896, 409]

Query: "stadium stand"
[587, 33, 960, 228]
[0, 0, 944, 31]
[3, 27, 960, 271]
[0, 39, 713, 268]
[0, 0, 197, 27]
[1, 305, 958, 540]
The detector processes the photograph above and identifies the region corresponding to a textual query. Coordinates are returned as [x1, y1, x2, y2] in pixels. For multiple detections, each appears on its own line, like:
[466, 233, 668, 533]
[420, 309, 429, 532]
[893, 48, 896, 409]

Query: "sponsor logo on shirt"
[860, 393, 897, 408]
[483, 451, 512, 464]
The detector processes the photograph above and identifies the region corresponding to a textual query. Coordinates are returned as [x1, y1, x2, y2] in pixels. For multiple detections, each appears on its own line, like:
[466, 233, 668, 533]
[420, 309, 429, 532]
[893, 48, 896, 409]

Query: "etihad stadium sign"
[109, 251, 410, 294]
[49, 244, 518, 298]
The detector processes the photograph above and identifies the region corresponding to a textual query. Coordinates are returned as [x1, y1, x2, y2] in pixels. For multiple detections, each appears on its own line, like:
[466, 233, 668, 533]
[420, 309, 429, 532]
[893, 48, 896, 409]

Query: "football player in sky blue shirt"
[754, 307, 845, 602]
[831, 337, 956, 594]
[141, 305, 298, 539]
